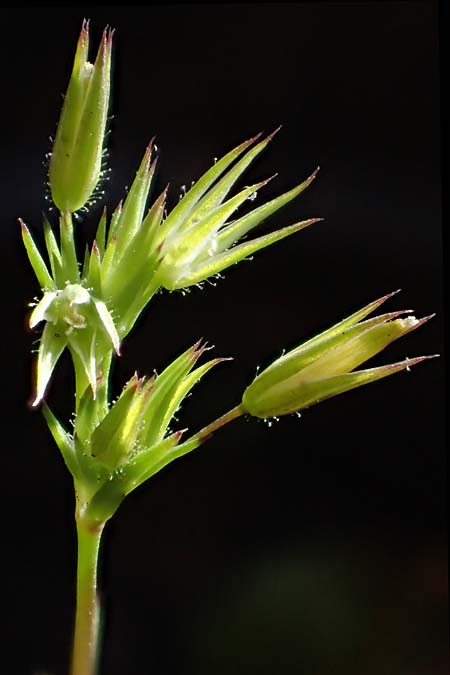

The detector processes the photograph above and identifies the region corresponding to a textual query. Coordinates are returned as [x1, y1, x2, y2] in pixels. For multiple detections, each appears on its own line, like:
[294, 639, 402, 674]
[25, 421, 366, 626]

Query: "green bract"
[242, 291, 438, 418]
[49, 20, 112, 213]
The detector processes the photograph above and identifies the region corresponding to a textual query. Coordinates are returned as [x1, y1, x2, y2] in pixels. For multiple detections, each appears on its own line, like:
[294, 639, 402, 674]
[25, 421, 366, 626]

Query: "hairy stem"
[71, 519, 105, 675]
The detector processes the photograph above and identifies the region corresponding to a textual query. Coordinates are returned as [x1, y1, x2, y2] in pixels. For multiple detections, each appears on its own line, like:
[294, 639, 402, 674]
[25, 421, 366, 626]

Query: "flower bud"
[242, 291, 438, 418]
[49, 20, 112, 213]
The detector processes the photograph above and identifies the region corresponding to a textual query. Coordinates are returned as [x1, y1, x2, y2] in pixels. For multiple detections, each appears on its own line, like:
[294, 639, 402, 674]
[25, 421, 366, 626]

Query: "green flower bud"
[49, 20, 112, 213]
[242, 291, 438, 418]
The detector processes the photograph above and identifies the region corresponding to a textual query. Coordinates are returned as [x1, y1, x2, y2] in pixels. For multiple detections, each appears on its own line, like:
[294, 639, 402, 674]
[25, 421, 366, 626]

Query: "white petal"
[93, 298, 121, 355]
[29, 291, 58, 329]
[31, 323, 66, 406]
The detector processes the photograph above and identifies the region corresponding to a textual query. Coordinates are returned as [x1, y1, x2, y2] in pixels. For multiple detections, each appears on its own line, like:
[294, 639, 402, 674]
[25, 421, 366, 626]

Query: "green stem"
[71, 519, 105, 675]
[193, 404, 244, 443]
[60, 210, 80, 282]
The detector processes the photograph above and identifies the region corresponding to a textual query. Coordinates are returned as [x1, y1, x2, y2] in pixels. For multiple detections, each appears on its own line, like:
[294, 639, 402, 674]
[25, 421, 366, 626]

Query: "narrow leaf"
[20, 220, 55, 289]
[42, 403, 79, 478]
[32, 323, 67, 406]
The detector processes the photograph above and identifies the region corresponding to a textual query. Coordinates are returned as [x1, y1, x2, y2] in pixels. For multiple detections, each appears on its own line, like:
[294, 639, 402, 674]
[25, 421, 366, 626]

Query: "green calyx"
[156, 131, 321, 290]
[242, 291, 439, 418]
[49, 20, 112, 214]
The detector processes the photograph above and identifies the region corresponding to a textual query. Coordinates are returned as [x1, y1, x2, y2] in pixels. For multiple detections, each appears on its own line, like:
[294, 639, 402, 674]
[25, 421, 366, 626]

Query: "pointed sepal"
[20, 220, 55, 290]
[242, 292, 438, 418]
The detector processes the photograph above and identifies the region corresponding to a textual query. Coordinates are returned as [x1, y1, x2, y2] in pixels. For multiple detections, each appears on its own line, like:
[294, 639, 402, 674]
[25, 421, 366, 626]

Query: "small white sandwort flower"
[28, 283, 120, 406]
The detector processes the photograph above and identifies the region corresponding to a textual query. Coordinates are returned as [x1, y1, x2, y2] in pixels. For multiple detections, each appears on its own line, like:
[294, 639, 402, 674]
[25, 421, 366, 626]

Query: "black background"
[1, 3, 446, 675]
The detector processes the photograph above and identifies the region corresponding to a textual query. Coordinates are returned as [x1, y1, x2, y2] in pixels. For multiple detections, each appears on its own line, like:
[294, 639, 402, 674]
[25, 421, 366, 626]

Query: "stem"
[194, 404, 244, 443]
[60, 210, 80, 282]
[71, 519, 105, 675]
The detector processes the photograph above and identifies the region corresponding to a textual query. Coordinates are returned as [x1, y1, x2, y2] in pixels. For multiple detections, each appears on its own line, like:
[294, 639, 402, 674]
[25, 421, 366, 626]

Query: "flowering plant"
[21, 21, 437, 675]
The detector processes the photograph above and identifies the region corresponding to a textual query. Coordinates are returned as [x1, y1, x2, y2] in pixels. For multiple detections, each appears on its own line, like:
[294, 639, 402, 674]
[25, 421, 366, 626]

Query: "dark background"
[1, 3, 446, 674]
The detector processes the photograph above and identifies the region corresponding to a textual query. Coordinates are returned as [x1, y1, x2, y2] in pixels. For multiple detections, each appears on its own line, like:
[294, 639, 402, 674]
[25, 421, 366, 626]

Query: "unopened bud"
[49, 20, 112, 213]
